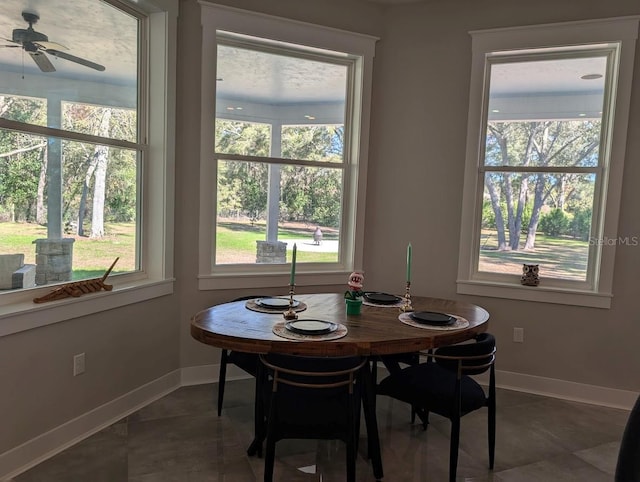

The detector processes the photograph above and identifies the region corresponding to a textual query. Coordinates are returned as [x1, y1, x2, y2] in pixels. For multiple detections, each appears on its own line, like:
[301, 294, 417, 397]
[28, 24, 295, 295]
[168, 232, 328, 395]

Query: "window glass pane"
[485, 119, 601, 168]
[215, 43, 347, 162]
[216, 159, 341, 265]
[280, 165, 343, 233]
[479, 171, 594, 281]
[0, 94, 47, 126]
[0, 129, 137, 289]
[215, 120, 270, 156]
[213, 36, 352, 271]
[217, 159, 268, 225]
[63, 102, 137, 143]
[0, 2, 138, 138]
[486, 56, 606, 168]
[282, 125, 343, 163]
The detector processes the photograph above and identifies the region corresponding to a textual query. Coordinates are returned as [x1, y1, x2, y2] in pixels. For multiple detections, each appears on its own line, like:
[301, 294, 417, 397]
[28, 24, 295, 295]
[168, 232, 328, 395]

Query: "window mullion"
[0, 118, 145, 152]
[480, 165, 602, 174]
[214, 153, 345, 170]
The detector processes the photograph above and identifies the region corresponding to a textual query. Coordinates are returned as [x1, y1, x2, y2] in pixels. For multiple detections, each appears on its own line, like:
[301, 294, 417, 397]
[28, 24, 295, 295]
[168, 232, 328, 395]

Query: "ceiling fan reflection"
[0, 11, 105, 73]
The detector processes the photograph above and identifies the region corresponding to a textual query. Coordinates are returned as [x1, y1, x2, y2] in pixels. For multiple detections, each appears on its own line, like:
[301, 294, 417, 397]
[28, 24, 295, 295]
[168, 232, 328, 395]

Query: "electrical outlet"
[73, 353, 85, 376]
[513, 327, 524, 343]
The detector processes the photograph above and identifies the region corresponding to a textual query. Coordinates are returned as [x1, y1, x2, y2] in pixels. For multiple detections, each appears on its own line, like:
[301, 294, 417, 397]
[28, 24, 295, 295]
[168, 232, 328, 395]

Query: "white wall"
[0, 296, 179, 455]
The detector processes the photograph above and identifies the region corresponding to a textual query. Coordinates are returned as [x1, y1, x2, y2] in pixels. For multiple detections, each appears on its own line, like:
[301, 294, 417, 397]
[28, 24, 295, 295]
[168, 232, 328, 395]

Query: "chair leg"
[449, 416, 461, 482]
[354, 389, 362, 454]
[217, 349, 229, 416]
[409, 353, 420, 424]
[346, 396, 356, 482]
[249, 362, 265, 458]
[488, 380, 496, 469]
[264, 393, 278, 482]
[264, 438, 276, 482]
[361, 361, 384, 480]
[414, 407, 429, 430]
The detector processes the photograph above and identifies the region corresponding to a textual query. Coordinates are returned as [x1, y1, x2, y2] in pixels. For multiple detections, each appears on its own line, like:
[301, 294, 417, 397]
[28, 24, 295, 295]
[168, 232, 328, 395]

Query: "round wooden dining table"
[191, 292, 490, 356]
[190, 292, 490, 481]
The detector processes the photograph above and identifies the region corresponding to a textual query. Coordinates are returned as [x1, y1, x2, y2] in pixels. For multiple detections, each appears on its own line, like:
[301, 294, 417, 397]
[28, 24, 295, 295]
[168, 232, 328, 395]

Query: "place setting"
[272, 318, 348, 341]
[362, 291, 404, 307]
[244, 243, 308, 314]
[244, 296, 308, 314]
[345, 244, 410, 310]
[345, 272, 404, 309]
[399, 310, 470, 330]
[395, 243, 468, 329]
[271, 243, 347, 341]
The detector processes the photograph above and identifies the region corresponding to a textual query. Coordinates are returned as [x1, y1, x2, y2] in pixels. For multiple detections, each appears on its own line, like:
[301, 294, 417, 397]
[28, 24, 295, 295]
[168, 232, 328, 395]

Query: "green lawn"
[216, 220, 338, 263]
[0, 222, 135, 279]
[479, 229, 589, 280]
[2, 221, 590, 280]
[1, 219, 336, 280]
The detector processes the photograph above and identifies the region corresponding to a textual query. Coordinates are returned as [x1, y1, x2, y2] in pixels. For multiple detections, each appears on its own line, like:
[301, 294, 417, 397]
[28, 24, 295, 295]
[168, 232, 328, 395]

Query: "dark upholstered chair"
[259, 354, 367, 482]
[377, 333, 496, 482]
[217, 349, 259, 416]
[615, 393, 640, 481]
[216, 295, 269, 416]
[372, 352, 420, 422]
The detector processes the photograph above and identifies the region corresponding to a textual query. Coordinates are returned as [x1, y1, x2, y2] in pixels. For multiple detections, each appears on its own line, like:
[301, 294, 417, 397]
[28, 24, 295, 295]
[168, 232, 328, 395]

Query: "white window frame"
[0, 0, 177, 336]
[198, 2, 377, 290]
[457, 17, 638, 309]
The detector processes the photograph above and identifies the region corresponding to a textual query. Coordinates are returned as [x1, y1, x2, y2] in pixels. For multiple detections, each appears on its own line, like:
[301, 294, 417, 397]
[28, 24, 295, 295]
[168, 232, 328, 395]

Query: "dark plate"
[256, 297, 300, 309]
[364, 292, 402, 305]
[285, 319, 338, 335]
[410, 311, 456, 326]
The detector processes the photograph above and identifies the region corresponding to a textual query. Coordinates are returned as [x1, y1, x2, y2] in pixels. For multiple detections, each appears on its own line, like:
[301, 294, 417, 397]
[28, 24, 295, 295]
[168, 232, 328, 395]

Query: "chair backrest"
[433, 333, 496, 377]
[615, 393, 640, 481]
[260, 354, 366, 393]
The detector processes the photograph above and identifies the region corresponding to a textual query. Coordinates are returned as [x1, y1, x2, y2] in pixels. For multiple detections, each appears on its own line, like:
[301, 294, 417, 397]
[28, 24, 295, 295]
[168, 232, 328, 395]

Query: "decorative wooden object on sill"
[33, 257, 119, 304]
[520, 263, 540, 286]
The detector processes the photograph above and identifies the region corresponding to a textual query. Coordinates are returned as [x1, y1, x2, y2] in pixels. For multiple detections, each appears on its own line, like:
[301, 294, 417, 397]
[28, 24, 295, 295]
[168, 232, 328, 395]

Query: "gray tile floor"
[11, 378, 629, 481]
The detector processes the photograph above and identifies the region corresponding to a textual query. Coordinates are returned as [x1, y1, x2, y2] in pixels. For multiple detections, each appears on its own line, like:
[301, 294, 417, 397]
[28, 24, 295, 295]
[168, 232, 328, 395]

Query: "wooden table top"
[191, 293, 490, 357]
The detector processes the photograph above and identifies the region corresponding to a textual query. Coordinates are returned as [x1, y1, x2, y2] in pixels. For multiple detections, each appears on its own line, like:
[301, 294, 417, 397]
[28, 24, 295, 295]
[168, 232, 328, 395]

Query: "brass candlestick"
[283, 284, 298, 320]
[400, 281, 413, 312]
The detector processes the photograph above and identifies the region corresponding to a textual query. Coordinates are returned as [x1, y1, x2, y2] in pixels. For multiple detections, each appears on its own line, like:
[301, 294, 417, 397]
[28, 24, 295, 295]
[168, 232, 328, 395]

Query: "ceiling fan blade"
[29, 50, 55, 72]
[34, 41, 67, 51]
[46, 49, 105, 71]
[0, 45, 21, 48]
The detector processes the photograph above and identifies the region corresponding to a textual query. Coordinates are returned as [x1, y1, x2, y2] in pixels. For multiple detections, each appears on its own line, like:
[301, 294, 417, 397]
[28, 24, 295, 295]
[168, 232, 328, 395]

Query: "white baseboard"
[492, 369, 639, 410]
[180, 363, 218, 386]
[2, 364, 636, 480]
[0, 370, 181, 480]
[180, 363, 251, 386]
[374, 362, 637, 410]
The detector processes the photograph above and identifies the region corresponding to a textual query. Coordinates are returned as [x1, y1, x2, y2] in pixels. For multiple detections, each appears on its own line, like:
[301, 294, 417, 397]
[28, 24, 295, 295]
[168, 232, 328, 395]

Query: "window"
[0, 0, 176, 332]
[199, 4, 376, 289]
[458, 18, 638, 308]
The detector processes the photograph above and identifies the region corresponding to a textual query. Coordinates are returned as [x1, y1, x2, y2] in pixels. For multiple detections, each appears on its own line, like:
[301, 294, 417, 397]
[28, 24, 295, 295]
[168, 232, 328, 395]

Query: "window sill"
[198, 271, 349, 291]
[0, 278, 174, 337]
[456, 279, 612, 309]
